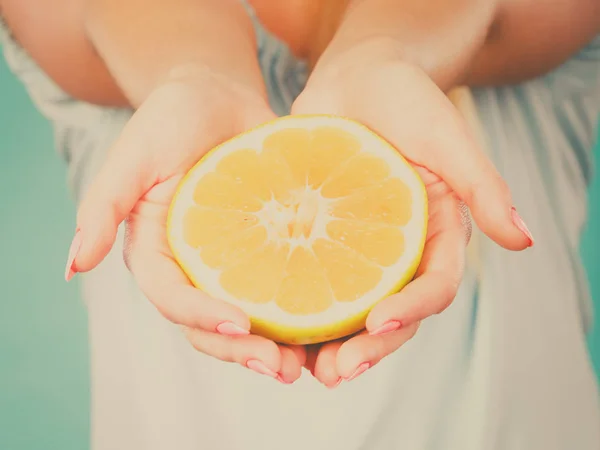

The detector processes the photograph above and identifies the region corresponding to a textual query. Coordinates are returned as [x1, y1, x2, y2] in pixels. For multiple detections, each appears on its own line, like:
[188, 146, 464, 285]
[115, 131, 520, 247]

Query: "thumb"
[445, 87, 535, 250]
[64, 114, 158, 281]
[374, 85, 533, 251]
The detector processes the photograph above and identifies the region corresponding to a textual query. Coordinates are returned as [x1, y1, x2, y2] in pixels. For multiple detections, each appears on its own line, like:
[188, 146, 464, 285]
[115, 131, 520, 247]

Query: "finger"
[72, 105, 170, 275]
[449, 88, 534, 249]
[184, 327, 284, 380]
[122, 197, 250, 333]
[303, 344, 321, 375]
[127, 245, 250, 333]
[366, 195, 467, 333]
[287, 344, 308, 368]
[277, 346, 306, 384]
[313, 340, 344, 388]
[415, 89, 532, 251]
[362, 73, 532, 250]
[336, 323, 420, 381]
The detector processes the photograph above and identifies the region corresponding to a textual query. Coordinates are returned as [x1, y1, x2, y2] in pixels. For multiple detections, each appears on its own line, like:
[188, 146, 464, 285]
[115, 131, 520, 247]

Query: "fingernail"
[370, 320, 402, 336]
[327, 378, 342, 389]
[246, 359, 278, 378]
[216, 322, 250, 336]
[65, 230, 82, 282]
[276, 374, 293, 385]
[344, 362, 371, 382]
[511, 207, 534, 247]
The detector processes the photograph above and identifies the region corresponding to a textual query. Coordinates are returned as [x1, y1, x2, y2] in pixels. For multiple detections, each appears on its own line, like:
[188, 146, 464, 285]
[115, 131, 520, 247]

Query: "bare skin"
[1, 0, 336, 105]
[2, 0, 599, 107]
[1, 0, 598, 385]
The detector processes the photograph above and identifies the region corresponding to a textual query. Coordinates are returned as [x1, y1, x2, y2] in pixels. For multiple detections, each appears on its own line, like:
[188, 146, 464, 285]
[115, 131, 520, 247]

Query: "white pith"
[169, 116, 427, 328]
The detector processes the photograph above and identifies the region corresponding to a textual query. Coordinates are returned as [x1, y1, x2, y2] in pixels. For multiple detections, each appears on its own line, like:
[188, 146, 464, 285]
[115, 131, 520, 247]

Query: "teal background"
[0, 55, 599, 450]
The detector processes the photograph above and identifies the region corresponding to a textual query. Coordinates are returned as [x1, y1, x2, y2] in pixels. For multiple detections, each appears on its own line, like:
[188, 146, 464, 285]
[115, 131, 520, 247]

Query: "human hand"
[64, 68, 306, 384]
[293, 55, 534, 387]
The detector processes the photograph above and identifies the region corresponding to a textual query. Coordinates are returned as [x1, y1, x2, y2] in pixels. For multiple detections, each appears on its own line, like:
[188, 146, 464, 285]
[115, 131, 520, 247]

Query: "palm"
[124, 76, 275, 280]
[292, 62, 473, 385]
[101, 76, 308, 383]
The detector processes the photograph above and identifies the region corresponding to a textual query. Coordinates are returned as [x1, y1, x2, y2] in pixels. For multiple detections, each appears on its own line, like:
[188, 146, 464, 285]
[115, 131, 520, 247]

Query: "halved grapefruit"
[167, 115, 427, 345]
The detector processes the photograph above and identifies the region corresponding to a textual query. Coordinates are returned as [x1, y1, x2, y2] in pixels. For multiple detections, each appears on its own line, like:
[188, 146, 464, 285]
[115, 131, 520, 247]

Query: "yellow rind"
[167, 114, 428, 345]
[250, 247, 424, 345]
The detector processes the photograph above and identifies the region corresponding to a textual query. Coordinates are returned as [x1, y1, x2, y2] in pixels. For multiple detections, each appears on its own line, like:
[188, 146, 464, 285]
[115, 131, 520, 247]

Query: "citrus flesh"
[167, 115, 427, 345]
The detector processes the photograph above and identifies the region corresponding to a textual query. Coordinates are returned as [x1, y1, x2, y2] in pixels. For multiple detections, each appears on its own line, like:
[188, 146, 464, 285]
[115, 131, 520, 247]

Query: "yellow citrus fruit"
[167, 115, 427, 345]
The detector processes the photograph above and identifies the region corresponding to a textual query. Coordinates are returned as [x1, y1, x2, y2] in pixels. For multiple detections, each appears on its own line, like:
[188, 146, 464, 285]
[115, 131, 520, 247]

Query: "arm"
[1, 0, 127, 106]
[312, 0, 600, 90]
[313, 0, 497, 91]
[295, 0, 537, 385]
[4, 0, 305, 380]
[1, 0, 266, 107]
[467, 0, 600, 85]
[84, 0, 266, 106]
[76, 0, 302, 383]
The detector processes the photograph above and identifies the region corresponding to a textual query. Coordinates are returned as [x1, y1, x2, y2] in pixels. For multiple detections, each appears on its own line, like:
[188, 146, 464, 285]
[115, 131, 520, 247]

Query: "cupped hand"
[65, 68, 306, 384]
[293, 58, 534, 387]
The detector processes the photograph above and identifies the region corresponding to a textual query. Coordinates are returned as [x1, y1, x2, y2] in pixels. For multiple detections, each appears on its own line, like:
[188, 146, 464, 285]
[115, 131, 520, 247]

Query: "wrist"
[308, 37, 422, 91]
[312, 34, 484, 93]
[164, 63, 264, 95]
[150, 63, 269, 113]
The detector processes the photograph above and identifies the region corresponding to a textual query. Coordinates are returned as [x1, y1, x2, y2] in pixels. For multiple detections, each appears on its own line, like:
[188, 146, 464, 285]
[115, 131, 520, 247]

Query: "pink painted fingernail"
[511, 207, 534, 247]
[370, 320, 402, 336]
[345, 362, 371, 382]
[216, 322, 250, 336]
[276, 374, 293, 385]
[327, 378, 342, 389]
[64, 230, 82, 282]
[246, 359, 278, 378]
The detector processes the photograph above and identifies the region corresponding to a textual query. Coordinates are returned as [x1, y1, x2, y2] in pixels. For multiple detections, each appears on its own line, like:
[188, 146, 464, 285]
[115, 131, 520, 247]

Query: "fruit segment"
[200, 226, 268, 269]
[193, 172, 264, 212]
[326, 220, 405, 266]
[307, 127, 360, 188]
[263, 128, 312, 186]
[330, 178, 412, 225]
[275, 246, 333, 314]
[183, 207, 258, 248]
[260, 146, 304, 205]
[216, 149, 271, 201]
[321, 153, 390, 198]
[220, 242, 290, 303]
[313, 239, 383, 302]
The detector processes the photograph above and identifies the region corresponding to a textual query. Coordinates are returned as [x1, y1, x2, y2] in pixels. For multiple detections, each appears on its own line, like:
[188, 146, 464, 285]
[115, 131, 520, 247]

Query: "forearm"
[313, 0, 498, 91]
[314, 0, 600, 90]
[466, 0, 600, 86]
[85, 0, 265, 106]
